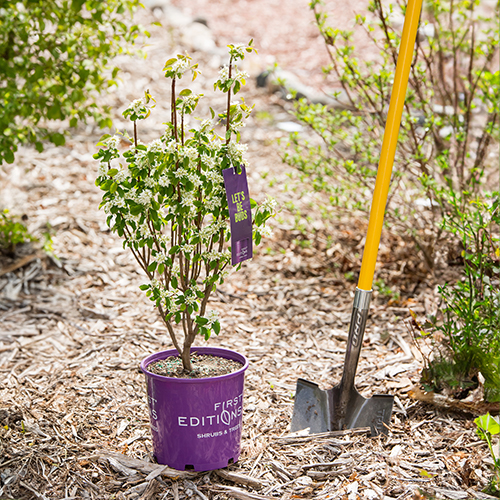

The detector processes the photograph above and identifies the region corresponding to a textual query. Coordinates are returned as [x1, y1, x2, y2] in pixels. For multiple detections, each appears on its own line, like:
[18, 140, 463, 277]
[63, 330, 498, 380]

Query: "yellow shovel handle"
[357, 0, 424, 292]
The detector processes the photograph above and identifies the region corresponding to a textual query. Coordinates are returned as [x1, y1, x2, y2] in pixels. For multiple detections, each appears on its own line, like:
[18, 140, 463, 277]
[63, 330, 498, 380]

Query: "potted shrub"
[94, 42, 276, 471]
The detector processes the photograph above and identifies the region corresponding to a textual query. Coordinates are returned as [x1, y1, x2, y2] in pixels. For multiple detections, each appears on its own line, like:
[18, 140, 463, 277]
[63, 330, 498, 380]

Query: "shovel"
[291, 0, 424, 437]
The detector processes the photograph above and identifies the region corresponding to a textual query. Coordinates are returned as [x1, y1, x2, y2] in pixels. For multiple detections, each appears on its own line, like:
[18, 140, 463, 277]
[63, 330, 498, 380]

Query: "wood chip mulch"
[1, 5, 498, 500]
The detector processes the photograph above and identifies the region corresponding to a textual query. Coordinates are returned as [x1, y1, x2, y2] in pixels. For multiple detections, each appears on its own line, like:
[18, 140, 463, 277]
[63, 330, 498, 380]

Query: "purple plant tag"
[223, 165, 253, 265]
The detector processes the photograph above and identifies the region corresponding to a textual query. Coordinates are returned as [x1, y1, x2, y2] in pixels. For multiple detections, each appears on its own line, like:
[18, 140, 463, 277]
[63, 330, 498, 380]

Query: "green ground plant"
[0, 0, 147, 165]
[282, 0, 499, 270]
[415, 192, 500, 402]
[475, 413, 500, 496]
[0, 209, 35, 255]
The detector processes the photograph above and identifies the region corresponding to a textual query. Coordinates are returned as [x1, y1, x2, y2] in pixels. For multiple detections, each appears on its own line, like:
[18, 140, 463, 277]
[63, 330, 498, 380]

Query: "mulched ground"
[0, 3, 498, 500]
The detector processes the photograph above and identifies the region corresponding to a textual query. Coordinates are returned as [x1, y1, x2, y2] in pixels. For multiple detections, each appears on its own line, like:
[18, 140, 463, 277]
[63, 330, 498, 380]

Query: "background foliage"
[283, 0, 499, 271]
[0, 0, 146, 165]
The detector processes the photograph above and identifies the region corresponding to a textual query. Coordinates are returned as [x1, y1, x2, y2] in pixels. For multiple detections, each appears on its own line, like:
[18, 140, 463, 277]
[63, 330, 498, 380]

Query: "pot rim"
[140, 346, 249, 383]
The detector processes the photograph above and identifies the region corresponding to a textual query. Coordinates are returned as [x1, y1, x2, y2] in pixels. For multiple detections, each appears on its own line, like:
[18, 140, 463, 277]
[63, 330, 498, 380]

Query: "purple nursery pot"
[140, 347, 249, 472]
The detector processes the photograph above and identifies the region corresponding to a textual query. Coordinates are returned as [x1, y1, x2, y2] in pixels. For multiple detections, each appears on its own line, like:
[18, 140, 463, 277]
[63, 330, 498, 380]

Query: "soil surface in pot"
[147, 353, 243, 379]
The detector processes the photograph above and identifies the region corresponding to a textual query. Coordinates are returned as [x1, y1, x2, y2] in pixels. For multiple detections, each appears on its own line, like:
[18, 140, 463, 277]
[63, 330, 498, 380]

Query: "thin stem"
[226, 60, 233, 144]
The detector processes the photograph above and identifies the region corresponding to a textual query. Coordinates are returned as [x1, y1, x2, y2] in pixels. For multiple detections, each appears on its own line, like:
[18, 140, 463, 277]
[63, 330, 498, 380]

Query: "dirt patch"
[147, 353, 243, 378]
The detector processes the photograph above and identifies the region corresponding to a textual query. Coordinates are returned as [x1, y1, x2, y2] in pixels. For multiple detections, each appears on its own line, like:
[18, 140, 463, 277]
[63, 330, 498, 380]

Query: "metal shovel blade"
[291, 379, 394, 436]
[291, 289, 394, 436]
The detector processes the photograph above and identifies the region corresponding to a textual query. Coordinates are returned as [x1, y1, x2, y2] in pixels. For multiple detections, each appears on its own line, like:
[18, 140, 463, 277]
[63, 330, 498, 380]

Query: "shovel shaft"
[357, 0, 424, 292]
[335, 289, 372, 422]
[341, 288, 372, 388]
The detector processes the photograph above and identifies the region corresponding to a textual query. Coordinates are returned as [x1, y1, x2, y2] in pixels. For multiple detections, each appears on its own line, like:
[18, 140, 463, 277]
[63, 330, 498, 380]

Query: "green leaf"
[213, 320, 221, 335]
[3, 150, 15, 164]
[51, 133, 66, 147]
[475, 414, 500, 436]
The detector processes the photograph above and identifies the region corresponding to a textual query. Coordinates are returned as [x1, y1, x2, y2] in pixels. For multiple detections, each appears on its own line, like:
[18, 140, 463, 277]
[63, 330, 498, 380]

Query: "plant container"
[140, 347, 249, 471]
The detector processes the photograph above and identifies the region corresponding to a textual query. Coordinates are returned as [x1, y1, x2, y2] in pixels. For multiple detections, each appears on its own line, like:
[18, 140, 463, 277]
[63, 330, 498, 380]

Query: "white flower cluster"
[174, 167, 188, 179]
[234, 69, 249, 83]
[185, 294, 197, 306]
[125, 97, 152, 119]
[136, 189, 153, 207]
[257, 225, 273, 237]
[205, 168, 223, 184]
[180, 192, 195, 208]
[148, 139, 165, 153]
[170, 58, 189, 79]
[228, 141, 248, 160]
[98, 162, 108, 176]
[187, 172, 202, 188]
[201, 154, 216, 170]
[114, 167, 130, 183]
[182, 93, 202, 108]
[218, 65, 230, 84]
[154, 252, 168, 265]
[159, 175, 170, 187]
[165, 140, 177, 154]
[205, 309, 219, 326]
[178, 146, 199, 164]
[199, 119, 212, 131]
[105, 135, 121, 150]
[262, 196, 277, 213]
[180, 244, 194, 253]
[204, 250, 230, 262]
[204, 196, 222, 211]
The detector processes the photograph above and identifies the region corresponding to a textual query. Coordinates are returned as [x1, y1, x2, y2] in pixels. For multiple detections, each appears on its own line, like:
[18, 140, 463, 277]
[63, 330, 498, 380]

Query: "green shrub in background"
[0, 209, 35, 255]
[0, 0, 147, 165]
[417, 192, 500, 402]
[282, 0, 499, 270]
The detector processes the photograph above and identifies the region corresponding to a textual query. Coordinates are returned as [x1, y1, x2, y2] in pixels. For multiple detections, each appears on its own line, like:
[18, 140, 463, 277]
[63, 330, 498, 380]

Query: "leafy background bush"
[0, 0, 147, 165]
[282, 0, 499, 271]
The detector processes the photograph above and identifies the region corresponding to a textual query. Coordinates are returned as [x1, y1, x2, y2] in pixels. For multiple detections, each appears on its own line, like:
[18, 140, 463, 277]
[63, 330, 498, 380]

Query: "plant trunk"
[181, 342, 193, 372]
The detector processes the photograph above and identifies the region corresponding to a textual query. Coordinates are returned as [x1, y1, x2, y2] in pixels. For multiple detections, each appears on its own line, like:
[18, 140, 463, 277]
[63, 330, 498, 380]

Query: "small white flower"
[171, 58, 189, 78]
[185, 295, 197, 306]
[98, 162, 108, 176]
[165, 140, 178, 154]
[206, 309, 219, 326]
[114, 167, 130, 183]
[137, 190, 153, 206]
[228, 141, 248, 160]
[201, 154, 216, 170]
[174, 167, 188, 179]
[258, 225, 273, 237]
[181, 93, 202, 108]
[181, 192, 195, 208]
[205, 169, 222, 184]
[180, 244, 194, 253]
[148, 139, 165, 153]
[218, 65, 230, 84]
[235, 69, 249, 82]
[154, 252, 168, 265]
[144, 177, 155, 188]
[187, 172, 202, 187]
[105, 135, 121, 150]
[205, 196, 222, 211]
[158, 234, 171, 245]
[262, 196, 277, 213]
[159, 175, 171, 187]
[180, 146, 198, 163]
[131, 99, 144, 114]
[139, 223, 151, 237]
